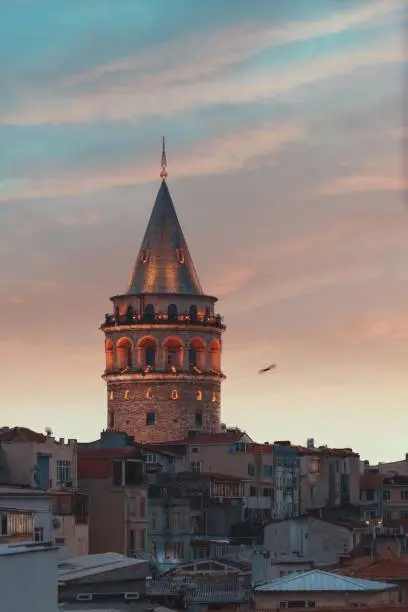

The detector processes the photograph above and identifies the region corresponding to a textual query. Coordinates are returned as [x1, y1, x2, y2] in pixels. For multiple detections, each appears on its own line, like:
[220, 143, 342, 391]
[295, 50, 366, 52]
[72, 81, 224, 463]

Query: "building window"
[124, 390, 130, 400]
[249, 486, 257, 497]
[248, 464, 255, 476]
[140, 497, 146, 518]
[146, 412, 156, 426]
[195, 412, 203, 429]
[56, 460, 72, 485]
[196, 390, 202, 401]
[109, 390, 114, 400]
[383, 490, 391, 501]
[146, 388, 153, 399]
[152, 512, 158, 530]
[189, 305, 198, 321]
[140, 248, 149, 263]
[401, 490, 408, 501]
[310, 485, 316, 501]
[212, 392, 217, 403]
[191, 447, 199, 454]
[34, 527, 44, 542]
[190, 461, 202, 473]
[366, 489, 375, 501]
[263, 464, 273, 477]
[176, 249, 185, 264]
[171, 389, 179, 400]
[168, 304, 178, 321]
[140, 528, 146, 551]
[279, 601, 315, 608]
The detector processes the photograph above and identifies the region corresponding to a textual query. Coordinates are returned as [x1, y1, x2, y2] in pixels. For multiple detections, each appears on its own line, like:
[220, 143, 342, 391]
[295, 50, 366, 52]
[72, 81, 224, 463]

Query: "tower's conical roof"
[127, 179, 203, 295]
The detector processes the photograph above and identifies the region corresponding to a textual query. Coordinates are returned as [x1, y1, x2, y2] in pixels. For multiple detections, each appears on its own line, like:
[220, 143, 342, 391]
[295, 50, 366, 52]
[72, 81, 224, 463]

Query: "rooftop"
[254, 569, 398, 592]
[58, 552, 147, 583]
[0, 541, 57, 556]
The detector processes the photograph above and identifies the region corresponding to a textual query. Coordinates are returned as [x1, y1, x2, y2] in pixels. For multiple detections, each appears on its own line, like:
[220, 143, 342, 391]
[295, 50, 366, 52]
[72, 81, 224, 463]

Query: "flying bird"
[258, 364, 277, 374]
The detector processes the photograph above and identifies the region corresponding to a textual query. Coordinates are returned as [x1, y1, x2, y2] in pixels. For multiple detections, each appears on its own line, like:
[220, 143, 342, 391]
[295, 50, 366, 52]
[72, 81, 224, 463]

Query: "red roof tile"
[360, 474, 384, 488]
[0, 427, 46, 443]
[335, 558, 408, 581]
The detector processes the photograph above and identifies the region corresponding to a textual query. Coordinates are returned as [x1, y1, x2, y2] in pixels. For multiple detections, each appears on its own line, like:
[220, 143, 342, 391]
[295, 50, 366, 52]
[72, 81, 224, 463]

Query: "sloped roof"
[0, 427, 45, 443]
[58, 552, 147, 583]
[127, 179, 203, 295]
[254, 569, 398, 592]
[334, 558, 408, 581]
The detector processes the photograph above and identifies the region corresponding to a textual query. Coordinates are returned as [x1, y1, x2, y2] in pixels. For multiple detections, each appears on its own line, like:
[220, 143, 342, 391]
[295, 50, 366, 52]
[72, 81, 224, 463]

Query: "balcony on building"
[0, 508, 34, 544]
[112, 457, 146, 487]
[101, 309, 225, 330]
[52, 491, 88, 525]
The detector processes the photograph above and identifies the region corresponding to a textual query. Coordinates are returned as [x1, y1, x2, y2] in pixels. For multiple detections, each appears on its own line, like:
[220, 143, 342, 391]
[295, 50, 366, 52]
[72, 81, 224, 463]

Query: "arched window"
[139, 337, 157, 368]
[105, 339, 114, 371]
[205, 307, 211, 319]
[146, 388, 153, 399]
[115, 306, 120, 322]
[126, 305, 134, 322]
[209, 339, 221, 371]
[189, 305, 198, 322]
[196, 390, 202, 401]
[108, 411, 115, 429]
[168, 304, 178, 322]
[116, 338, 133, 369]
[164, 337, 183, 369]
[144, 304, 155, 321]
[189, 338, 206, 370]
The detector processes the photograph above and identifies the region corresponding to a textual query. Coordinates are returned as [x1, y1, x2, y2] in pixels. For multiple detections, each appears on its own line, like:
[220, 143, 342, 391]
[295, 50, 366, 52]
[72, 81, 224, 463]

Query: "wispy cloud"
[317, 174, 408, 197]
[0, 2, 404, 126]
[0, 121, 307, 202]
[342, 314, 408, 343]
[66, 0, 403, 87]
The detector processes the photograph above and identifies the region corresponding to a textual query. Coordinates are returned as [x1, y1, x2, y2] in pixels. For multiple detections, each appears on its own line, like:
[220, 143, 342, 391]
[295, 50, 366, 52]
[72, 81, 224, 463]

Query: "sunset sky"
[1, 1, 407, 462]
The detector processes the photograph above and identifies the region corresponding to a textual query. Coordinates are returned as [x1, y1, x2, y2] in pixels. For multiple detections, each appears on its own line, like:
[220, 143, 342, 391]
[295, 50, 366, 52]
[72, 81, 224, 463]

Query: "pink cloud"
[341, 314, 408, 343]
[317, 174, 408, 197]
[0, 121, 307, 202]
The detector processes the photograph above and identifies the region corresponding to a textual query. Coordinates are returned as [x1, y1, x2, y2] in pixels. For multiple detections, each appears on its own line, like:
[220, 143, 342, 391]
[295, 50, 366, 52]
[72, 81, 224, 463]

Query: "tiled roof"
[297, 446, 358, 457]
[0, 427, 46, 443]
[186, 431, 247, 445]
[360, 474, 384, 488]
[254, 569, 398, 592]
[147, 574, 251, 603]
[335, 558, 408, 581]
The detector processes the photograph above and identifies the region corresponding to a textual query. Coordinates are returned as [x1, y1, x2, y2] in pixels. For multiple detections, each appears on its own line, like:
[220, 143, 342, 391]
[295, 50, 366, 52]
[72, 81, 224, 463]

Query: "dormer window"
[140, 248, 149, 263]
[176, 249, 185, 264]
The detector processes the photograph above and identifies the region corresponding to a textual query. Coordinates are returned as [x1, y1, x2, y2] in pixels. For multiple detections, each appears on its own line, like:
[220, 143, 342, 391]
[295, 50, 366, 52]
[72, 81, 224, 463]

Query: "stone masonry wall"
[107, 379, 221, 443]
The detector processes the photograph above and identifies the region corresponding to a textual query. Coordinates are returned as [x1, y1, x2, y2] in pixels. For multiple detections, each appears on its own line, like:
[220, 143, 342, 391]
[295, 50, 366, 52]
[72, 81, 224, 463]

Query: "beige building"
[78, 447, 148, 556]
[253, 569, 399, 610]
[0, 427, 88, 556]
[299, 442, 360, 513]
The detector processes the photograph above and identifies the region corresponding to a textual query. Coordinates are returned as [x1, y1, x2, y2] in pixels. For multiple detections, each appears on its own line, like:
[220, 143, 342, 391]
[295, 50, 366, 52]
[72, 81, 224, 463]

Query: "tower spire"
[160, 136, 168, 180]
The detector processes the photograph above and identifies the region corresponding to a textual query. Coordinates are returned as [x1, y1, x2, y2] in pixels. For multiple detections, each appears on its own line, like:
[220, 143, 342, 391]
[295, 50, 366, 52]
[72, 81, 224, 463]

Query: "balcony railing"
[104, 366, 224, 379]
[101, 312, 225, 329]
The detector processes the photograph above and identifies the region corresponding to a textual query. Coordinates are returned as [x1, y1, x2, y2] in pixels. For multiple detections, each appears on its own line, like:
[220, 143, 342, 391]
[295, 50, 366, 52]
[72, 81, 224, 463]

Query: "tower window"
[109, 391, 114, 400]
[176, 249, 185, 264]
[195, 412, 203, 429]
[168, 304, 178, 321]
[146, 388, 153, 399]
[140, 248, 149, 263]
[146, 412, 156, 426]
[124, 390, 130, 400]
[212, 392, 217, 403]
[196, 390, 202, 401]
[171, 389, 179, 400]
[144, 304, 155, 321]
[108, 411, 115, 428]
[189, 305, 198, 321]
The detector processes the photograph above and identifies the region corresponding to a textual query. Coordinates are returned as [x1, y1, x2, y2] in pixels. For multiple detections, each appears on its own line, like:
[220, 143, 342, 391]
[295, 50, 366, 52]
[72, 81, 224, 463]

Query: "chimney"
[68, 438, 77, 446]
[307, 438, 314, 449]
[59, 438, 65, 445]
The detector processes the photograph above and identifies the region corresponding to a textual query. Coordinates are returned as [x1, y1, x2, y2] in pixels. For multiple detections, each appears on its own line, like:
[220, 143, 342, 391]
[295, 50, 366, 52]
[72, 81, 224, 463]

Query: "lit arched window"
[105, 339, 114, 371]
[171, 389, 179, 400]
[212, 391, 218, 403]
[124, 390, 130, 400]
[164, 337, 183, 369]
[196, 390, 202, 401]
[176, 249, 185, 264]
[209, 339, 221, 371]
[109, 390, 114, 401]
[139, 337, 157, 368]
[126, 305, 134, 322]
[146, 388, 153, 399]
[189, 338, 205, 369]
[117, 338, 133, 369]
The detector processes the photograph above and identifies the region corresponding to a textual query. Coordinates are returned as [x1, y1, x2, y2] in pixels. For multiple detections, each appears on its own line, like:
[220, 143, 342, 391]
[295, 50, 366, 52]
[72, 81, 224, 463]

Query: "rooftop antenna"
[160, 136, 168, 180]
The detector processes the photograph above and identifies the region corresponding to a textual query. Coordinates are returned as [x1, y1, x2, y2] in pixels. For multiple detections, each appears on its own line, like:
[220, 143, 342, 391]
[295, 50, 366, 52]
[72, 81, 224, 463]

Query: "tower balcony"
[101, 311, 225, 331]
[103, 365, 225, 381]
